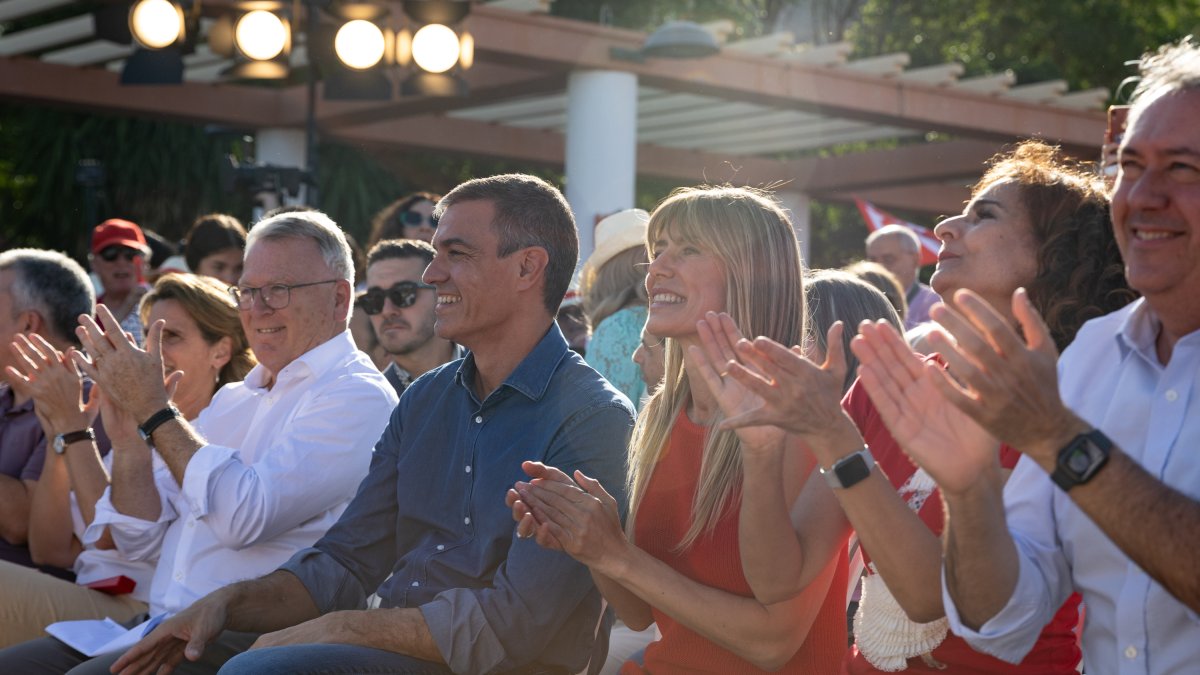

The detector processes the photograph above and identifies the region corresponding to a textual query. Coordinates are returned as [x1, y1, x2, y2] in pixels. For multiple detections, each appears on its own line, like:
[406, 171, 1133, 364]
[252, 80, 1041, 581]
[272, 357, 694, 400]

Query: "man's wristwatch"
[138, 404, 182, 443]
[53, 428, 95, 455]
[1050, 429, 1112, 492]
[820, 446, 875, 489]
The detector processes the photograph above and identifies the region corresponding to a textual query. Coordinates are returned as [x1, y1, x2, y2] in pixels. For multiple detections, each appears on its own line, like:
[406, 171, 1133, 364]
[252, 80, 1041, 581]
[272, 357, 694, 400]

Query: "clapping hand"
[924, 289, 1081, 464]
[851, 317, 1001, 495]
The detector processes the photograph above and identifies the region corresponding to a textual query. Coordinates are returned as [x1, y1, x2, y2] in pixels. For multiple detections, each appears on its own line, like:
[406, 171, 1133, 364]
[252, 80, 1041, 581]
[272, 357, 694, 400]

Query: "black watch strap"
[138, 404, 182, 442]
[1050, 429, 1113, 492]
[54, 428, 96, 454]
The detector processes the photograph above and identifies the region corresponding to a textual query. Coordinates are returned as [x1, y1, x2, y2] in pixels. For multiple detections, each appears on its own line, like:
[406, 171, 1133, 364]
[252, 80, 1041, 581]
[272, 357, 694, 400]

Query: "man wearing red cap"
[90, 219, 151, 346]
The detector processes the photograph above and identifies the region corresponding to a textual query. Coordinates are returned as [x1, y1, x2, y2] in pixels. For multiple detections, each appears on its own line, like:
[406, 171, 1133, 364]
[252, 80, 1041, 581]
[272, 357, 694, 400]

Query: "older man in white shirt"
[852, 38, 1200, 674]
[0, 211, 397, 674]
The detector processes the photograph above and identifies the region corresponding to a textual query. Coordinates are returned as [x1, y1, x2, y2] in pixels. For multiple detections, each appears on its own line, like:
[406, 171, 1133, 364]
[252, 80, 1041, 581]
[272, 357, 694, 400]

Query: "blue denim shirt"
[281, 323, 634, 674]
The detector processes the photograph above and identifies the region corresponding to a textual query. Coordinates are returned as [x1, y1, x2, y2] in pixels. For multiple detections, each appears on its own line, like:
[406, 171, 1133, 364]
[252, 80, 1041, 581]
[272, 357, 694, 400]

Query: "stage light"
[128, 0, 185, 49]
[335, 19, 388, 70]
[235, 10, 289, 61]
[411, 23, 459, 74]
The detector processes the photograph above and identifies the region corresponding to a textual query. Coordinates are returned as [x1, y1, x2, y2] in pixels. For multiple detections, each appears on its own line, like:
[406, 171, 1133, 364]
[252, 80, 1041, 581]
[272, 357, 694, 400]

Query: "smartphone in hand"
[1102, 105, 1130, 178]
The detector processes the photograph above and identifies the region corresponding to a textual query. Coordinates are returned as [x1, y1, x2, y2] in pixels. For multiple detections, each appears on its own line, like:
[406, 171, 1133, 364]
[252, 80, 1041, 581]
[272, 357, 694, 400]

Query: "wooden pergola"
[0, 0, 1108, 219]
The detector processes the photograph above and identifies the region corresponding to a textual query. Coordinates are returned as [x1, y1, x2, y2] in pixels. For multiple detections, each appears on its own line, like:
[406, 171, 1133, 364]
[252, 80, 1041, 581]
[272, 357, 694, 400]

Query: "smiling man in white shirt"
[0, 211, 397, 674]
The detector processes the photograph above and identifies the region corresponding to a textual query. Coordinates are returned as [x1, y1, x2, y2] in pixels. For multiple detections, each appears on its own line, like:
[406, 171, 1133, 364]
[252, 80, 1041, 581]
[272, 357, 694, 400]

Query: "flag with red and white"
[855, 198, 939, 267]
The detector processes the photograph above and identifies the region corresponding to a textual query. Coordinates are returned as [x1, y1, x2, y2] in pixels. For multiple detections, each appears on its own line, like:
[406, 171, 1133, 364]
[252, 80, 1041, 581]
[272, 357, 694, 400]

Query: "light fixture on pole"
[209, 2, 294, 80]
[397, 0, 472, 96]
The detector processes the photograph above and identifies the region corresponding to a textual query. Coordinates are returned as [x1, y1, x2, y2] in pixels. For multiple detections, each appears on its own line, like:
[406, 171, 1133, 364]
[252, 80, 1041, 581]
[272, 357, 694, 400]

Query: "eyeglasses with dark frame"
[229, 279, 339, 311]
[400, 210, 438, 230]
[97, 247, 143, 263]
[357, 281, 436, 315]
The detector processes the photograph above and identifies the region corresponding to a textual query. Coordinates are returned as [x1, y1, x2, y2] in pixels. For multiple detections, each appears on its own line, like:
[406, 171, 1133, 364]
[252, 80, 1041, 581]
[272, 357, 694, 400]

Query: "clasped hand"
[506, 461, 625, 572]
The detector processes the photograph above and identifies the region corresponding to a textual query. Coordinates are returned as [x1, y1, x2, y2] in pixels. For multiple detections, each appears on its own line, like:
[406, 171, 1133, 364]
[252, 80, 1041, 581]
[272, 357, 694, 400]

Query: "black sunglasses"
[358, 281, 435, 315]
[98, 246, 142, 262]
[400, 211, 438, 229]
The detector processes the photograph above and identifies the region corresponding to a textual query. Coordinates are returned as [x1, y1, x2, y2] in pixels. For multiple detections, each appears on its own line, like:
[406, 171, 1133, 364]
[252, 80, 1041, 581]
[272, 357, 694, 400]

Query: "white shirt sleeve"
[84, 478, 178, 561]
[176, 375, 393, 550]
[942, 454, 1074, 663]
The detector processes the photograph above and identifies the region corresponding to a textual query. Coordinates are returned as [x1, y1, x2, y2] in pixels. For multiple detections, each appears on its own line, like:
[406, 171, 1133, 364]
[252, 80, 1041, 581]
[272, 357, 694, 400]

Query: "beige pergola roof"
[0, 0, 1109, 215]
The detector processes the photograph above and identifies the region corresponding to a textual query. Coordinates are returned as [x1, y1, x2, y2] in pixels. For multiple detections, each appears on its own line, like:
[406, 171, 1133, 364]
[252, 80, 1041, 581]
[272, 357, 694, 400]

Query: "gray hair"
[1131, 36, 1200, 109]
[247, 210, 355, 283]
[0, 248, 95, 346]
[865, 224, 920, 254]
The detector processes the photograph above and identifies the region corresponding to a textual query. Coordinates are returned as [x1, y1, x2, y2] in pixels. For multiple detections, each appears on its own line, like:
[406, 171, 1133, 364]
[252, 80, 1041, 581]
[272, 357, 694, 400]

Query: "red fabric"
[621, 410, 847, 674]
[839, 379, 1081, 674]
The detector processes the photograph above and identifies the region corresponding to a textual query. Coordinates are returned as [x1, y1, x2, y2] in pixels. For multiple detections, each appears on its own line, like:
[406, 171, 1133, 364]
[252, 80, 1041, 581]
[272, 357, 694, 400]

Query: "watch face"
[53, 437, 64, 454]
[1066, 446, 1094, 474]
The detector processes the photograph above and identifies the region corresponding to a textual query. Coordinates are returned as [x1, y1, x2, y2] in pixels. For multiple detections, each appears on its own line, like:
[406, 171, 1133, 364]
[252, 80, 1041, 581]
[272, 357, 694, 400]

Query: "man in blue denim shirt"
[115, 174, 635, 675]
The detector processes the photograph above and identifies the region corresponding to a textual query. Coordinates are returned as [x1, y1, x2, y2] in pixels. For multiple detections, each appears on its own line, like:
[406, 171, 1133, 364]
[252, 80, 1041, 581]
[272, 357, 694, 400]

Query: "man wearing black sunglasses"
[360, 239, 463, 395]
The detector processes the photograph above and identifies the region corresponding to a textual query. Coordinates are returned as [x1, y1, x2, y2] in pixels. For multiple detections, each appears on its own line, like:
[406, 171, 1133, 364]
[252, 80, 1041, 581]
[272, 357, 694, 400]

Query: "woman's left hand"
[511, 461, 627, 573]
[691, 312, 853, 449]
[687, 312, 788, 452]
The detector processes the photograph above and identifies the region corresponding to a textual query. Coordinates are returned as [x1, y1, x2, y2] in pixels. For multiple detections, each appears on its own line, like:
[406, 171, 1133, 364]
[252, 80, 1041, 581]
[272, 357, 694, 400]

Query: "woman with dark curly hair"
[698, 140, 1135, 674]
[367, 191, 442, 246]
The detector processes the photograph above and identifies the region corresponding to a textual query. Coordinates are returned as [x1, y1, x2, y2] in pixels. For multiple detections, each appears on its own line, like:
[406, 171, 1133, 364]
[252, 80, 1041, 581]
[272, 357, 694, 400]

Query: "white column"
[256, 128, 308, 208]
[777, 191, 812, 269]
[564, 70, 638, 267]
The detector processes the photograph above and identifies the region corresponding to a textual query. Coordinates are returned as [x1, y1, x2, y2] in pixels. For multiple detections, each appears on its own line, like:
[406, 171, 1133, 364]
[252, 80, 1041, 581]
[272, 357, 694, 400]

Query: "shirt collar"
[454, 323, 568, 403]
[0, 381, 34, 416]
[1114, 298, 1162, 362]
[244, 331, 357, 390]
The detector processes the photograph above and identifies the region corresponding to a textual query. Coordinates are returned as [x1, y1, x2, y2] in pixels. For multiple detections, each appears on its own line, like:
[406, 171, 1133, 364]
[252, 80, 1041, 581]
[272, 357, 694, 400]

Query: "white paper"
[46, 614, 163, 657]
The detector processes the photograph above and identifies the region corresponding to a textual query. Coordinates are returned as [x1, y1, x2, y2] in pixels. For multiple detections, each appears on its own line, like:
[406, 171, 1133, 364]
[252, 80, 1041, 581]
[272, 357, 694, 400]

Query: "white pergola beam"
[642, 109, 818, 144]
[0, 14, 93, 56]
[0, 0, 75, 22]
[953, 71, 1016, 95]
[838, 52, 911, 77]
[778, 41, 852, 67]
[451, 93, 569, 122]
[41, 39, 130, 66]
[639, 101, 779, 134]
[1004, 79, 1069, 102]
[1052, 87, 1110, 110]
[725, 31, 795, 56]
[898, 62, 965, 87]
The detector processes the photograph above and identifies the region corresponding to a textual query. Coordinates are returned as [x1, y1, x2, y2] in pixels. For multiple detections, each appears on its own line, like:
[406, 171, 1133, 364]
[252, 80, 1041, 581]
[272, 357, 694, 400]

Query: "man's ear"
[515, 247, 549, 291]
[17, 309, 43, 335]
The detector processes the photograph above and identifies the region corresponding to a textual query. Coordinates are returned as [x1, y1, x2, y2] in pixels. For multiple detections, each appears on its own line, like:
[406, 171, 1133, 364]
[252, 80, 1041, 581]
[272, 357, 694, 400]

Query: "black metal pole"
[305, 0, 320, 208]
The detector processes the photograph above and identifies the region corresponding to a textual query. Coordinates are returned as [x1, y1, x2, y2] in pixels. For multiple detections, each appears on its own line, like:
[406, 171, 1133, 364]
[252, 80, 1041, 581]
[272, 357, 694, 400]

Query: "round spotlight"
[235, 10, 288, 62]
[335, 20, 386, 70]
[411, 24, 460, 74]
[129, 0, 184, 49]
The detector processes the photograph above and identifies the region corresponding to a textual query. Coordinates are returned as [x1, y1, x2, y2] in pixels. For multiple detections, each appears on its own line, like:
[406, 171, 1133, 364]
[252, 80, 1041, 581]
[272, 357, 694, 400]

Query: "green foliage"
[850, 0, 1200, 94]
[0, 104, 253, 258]
[550, 0, 789, 38]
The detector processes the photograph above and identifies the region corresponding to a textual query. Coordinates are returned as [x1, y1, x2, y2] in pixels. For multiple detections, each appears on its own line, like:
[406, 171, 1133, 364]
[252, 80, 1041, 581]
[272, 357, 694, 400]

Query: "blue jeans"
[218, 645, 453, 675]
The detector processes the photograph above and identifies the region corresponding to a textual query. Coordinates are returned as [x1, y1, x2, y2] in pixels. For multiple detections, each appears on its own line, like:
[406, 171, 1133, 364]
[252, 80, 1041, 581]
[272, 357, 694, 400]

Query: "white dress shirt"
[69, 452, 162, 603]
[944, 298, 1200, 674]
[87, 332, 398, 615]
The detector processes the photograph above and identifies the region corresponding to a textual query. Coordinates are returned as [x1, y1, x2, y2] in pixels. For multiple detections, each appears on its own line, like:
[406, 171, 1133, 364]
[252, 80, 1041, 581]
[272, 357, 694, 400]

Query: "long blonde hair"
[627, 186, 805, 549]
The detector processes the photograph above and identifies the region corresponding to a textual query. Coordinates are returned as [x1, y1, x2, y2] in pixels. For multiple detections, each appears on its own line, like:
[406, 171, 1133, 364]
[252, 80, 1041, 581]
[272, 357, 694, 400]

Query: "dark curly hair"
[975, 141, 1138, 351]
